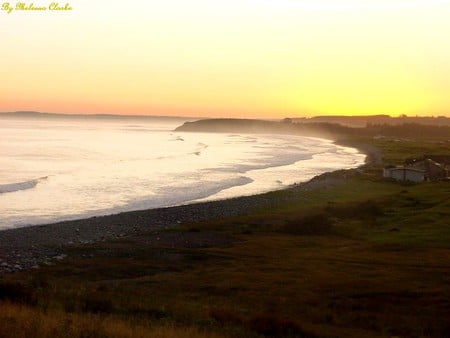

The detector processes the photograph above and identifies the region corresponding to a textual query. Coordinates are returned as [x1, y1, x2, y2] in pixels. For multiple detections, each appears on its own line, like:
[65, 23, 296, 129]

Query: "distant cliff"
[175, 118, 450, 141]
[175, 119, 292, 134]
[174, 118, 352, 140]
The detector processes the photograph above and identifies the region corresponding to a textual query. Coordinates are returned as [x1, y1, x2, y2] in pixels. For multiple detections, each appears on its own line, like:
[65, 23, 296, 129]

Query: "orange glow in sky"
[1, 0, 449, 118]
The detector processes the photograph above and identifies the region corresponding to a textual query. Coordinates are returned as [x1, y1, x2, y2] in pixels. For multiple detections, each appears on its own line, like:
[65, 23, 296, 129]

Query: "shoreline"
[0, 140, 379, 274]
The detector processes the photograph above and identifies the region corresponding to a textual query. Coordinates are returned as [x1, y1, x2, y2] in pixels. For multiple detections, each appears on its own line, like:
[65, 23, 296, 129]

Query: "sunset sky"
[1, 0, 449, 118]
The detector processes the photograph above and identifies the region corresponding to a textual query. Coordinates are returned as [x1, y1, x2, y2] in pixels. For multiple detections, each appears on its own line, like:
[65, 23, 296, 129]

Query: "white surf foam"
[0, 176, 48, 194]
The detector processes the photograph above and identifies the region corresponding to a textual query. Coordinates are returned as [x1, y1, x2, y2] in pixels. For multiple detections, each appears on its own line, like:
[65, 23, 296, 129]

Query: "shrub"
[210, 308, 243, 326]
[0, 281, 37, 305]
[282, 214, 332, 236]
[246, 314, 315, 337]
[326, 200, 384, 220]
[80, 295, 114, 314]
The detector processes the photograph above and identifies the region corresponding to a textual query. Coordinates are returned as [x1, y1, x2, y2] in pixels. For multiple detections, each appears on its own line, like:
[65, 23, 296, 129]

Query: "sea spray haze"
[0, 114, 365, 229]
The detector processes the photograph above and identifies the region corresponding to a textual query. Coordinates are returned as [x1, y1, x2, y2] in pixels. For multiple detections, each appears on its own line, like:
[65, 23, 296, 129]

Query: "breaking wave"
[0, 176, 48, 194]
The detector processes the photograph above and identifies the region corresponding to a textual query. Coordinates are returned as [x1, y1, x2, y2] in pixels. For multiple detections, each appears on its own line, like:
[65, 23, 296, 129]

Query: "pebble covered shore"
[0, 141, 378, 274]
[0, 175, 347, 274]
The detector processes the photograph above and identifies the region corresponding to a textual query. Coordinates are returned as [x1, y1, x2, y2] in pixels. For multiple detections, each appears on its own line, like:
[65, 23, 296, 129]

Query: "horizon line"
[2, 111, 450, 120]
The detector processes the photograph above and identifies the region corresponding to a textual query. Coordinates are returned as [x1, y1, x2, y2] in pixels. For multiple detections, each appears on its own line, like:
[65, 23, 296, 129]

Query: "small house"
[383, 167, 426, 183]
[385, 155, 450, 182]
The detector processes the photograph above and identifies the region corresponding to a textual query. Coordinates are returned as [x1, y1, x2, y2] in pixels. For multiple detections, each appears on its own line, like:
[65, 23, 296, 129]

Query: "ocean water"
[0, 116, 366, 230]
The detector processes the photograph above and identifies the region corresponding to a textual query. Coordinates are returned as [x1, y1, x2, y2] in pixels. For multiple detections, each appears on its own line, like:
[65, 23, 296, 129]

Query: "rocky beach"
[0, 141, 378, 274]
[0, 176, 344, 273]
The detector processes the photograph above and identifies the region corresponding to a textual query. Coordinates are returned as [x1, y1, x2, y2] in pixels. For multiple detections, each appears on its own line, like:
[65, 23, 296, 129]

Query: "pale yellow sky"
[1, 0, 449, 117]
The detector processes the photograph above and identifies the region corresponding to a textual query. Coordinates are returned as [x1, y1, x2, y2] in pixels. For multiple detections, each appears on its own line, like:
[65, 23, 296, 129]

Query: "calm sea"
[0, 115, 366, 229]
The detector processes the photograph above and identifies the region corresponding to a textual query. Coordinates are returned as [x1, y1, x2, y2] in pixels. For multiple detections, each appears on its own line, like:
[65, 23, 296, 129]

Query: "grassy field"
[1, 137, 449, 337]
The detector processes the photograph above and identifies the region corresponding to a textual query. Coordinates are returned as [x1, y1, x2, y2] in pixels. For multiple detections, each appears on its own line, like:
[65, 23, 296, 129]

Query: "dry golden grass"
[0, 302, 226, 338]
